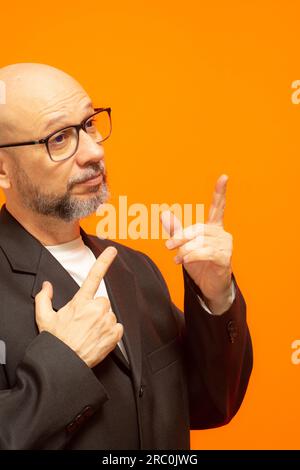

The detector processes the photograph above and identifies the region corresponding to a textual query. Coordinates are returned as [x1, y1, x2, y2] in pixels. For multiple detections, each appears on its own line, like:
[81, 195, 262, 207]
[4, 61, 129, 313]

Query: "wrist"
[204, 281, 233, 316]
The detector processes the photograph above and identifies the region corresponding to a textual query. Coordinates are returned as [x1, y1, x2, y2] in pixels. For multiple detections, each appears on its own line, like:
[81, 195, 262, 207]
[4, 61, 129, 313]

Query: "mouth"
[77, 173, 103, 186]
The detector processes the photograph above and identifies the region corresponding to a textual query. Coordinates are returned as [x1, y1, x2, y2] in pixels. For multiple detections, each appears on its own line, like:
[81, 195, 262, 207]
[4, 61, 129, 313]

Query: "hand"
[161, 174, 233, 315]
[35, 246, 124, 368]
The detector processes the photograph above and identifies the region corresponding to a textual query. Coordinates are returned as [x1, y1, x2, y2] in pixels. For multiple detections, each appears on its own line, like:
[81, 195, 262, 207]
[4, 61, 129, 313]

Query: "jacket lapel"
[31, 248, 81, 310]
[81, 232, 142, 390]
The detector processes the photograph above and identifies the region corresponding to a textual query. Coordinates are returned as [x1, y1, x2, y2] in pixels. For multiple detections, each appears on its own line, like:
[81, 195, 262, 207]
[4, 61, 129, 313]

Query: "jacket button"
[139, 385, 144, 397]
[227, 320, 238, 343]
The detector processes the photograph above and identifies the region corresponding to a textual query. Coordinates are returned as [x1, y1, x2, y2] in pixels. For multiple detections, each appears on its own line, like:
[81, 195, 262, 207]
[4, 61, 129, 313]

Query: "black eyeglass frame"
[0, 107, 112, 162]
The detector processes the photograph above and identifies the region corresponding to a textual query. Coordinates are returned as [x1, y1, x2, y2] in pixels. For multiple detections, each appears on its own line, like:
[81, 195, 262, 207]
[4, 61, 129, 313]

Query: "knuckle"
[102, 310, 116, 328]
[116, 323, 124, 341]
[196, 234, 205, 247]
[225, 233, 233, 248]
[225, 231, 233, 241]
[108, 310, 117, 324]
[214, 225, 223, 234]
[102, 297, 111, 310]
[95, 296, 111, 311]
[115, 323, 124, 340]
[89, 271, 101, 286]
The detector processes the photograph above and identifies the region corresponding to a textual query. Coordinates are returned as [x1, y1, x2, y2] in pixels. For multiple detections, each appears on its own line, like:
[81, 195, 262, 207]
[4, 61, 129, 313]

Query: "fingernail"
[107, 246, 117, 255]
[165, 239, 174, 249]
[174, 255, 181, 264]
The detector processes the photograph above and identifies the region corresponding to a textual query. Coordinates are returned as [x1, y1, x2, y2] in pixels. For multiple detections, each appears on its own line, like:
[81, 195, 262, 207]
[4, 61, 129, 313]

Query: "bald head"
[0, 63, 91, 144]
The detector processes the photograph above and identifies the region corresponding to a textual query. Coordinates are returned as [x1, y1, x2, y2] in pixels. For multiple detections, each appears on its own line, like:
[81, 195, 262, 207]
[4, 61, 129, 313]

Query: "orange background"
[0, 0, 299, 450]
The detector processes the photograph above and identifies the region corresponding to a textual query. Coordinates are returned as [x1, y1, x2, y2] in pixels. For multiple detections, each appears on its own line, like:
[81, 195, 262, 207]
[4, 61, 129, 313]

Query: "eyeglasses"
[0, 107, 112, 162]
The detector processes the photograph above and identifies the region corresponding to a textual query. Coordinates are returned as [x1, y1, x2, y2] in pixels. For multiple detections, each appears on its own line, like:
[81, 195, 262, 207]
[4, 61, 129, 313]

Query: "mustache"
[67, 162, 106, 190]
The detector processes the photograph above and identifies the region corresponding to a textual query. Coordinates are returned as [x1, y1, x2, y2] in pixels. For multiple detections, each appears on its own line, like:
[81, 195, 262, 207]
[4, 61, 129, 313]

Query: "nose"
[74, 128, 104, 166]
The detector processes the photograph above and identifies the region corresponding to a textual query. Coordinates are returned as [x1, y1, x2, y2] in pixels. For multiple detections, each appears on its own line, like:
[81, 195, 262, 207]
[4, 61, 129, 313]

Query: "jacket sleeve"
[181, 268, 253, 429]
[142, 253, 253, 430]
[0, 332, 109, 450]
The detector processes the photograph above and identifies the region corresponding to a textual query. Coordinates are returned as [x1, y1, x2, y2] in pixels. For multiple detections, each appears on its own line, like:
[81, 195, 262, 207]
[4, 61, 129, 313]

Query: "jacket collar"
[0, 204, 43, 274]
[0, 204, 142, 387]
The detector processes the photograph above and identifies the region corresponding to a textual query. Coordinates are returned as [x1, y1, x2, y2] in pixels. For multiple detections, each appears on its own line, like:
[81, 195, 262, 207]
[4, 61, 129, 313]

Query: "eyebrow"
[43, 101, 94, 133]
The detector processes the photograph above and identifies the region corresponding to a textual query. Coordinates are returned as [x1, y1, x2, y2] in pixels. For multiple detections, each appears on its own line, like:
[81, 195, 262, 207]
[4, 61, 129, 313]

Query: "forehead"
[8, 98, 94, 143]
[41, 100, 95, 135]
[31, 84, 93, 135]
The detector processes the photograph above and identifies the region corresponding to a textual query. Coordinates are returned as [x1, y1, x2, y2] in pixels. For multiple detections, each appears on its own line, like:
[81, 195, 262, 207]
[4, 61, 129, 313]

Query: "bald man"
[0, 63, 252, 450]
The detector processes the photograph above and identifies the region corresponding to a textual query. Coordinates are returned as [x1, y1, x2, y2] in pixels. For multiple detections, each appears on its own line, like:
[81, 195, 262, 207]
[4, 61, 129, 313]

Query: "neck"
[5, 200, 80, 246]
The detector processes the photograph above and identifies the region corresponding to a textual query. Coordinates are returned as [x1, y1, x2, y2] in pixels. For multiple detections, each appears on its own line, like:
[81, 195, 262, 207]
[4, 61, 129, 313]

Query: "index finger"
[207, 174, 228, 226]
[75, 246, 118, 300]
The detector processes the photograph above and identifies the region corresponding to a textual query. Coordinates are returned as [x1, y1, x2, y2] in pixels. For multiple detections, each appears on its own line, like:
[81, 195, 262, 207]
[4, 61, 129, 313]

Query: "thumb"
[160, 210, 183, 238]
[35, 281, 54, 326]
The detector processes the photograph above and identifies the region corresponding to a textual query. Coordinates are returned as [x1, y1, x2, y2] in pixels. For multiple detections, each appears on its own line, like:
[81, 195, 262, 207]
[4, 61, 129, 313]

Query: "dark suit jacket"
[0, 205, 252, 449]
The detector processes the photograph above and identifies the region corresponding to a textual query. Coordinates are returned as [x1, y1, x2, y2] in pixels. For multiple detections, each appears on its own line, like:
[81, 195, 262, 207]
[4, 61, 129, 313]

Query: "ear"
[0, 150, 12, 189]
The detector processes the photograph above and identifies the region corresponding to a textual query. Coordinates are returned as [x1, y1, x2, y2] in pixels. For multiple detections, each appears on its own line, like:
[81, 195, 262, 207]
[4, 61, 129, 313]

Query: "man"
[0, 63, 252, 450]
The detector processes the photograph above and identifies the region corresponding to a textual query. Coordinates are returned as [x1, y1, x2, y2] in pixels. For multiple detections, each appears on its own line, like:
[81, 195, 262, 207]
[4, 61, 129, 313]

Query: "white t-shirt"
[44, 236, 128, 362]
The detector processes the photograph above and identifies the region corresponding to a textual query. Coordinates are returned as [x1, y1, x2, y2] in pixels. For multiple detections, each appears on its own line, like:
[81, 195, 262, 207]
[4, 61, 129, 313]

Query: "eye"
[86, 119, 96, 130]
[49, 131, 70, 147]
[54, 133, 65, 143]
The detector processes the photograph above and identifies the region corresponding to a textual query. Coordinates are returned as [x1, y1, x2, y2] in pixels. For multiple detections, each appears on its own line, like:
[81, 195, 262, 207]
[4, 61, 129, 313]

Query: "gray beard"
[12, 161, 109, 222]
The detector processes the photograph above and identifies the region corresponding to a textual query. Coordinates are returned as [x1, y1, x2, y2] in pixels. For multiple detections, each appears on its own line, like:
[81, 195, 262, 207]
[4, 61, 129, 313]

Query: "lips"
[78, 173, 103, 186]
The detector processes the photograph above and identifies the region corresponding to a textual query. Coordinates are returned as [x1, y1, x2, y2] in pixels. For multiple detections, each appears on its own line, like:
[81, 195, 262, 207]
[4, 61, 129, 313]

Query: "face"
[2, 74, 109, 222]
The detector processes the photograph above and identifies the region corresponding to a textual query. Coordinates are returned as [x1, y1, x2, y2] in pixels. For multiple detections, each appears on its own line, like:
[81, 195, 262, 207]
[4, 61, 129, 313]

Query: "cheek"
[45, 161, 74, 192]
[13, 148, 46, 178]
[32, 151, 72, 189]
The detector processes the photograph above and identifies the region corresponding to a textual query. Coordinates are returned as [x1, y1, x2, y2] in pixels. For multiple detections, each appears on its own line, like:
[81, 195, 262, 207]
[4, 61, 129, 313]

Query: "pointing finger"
[75, 246, 117, 301]
[207, 174, 228, 226]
